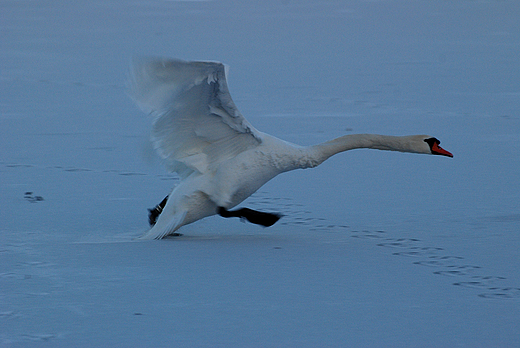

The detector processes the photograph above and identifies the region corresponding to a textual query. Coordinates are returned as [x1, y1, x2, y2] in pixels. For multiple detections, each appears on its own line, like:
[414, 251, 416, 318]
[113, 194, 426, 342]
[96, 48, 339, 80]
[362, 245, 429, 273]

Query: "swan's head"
[423, 137, 453, 158]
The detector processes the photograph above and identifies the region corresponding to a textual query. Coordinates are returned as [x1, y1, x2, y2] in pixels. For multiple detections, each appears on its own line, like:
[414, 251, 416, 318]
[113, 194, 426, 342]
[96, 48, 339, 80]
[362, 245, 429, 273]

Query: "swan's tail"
[138, 210, 187, 240]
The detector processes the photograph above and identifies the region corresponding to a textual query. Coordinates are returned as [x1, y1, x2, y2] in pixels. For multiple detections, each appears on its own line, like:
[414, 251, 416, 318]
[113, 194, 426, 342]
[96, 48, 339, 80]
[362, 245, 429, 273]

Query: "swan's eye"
[424, 137, 440, 147]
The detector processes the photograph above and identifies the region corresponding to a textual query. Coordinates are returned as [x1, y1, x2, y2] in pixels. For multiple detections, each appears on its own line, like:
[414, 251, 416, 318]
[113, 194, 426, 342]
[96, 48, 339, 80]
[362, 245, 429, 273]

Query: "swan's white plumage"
[129, 57, 261, 179]
[129, 57, 452, 239]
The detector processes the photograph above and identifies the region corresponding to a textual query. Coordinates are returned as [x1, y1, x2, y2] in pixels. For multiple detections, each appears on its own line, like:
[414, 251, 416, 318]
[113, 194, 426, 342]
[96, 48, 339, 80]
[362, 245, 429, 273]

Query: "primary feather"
[129, 57, 261, 179]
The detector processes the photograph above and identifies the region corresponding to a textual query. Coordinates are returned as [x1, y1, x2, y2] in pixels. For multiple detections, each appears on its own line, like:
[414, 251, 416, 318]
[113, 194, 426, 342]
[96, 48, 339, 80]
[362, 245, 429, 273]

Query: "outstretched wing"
[129, 57, 262, 178]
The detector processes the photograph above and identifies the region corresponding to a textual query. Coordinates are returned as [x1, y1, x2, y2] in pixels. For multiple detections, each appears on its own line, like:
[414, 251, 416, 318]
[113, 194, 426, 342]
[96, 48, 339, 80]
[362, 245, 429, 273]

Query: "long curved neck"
[308, 134, 426, 166]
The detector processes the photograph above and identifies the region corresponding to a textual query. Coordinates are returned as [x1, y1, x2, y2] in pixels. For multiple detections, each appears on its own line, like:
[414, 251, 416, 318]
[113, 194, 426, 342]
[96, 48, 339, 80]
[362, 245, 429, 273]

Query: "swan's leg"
[148, 195, 169, 226]
[217, 207, 283, 227]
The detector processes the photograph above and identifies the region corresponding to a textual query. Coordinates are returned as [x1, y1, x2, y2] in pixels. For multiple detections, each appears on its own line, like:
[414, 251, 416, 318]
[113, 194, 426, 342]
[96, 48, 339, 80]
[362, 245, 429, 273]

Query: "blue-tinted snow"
[1, 0, 519, 346]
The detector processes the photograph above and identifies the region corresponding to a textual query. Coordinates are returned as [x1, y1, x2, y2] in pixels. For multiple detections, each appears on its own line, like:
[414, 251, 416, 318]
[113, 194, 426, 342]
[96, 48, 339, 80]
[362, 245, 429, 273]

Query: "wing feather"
[129, 57, 261, 178]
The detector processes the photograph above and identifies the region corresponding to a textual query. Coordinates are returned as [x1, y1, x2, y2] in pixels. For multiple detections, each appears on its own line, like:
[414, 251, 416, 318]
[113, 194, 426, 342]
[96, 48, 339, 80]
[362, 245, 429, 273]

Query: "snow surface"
[1, 0, 520, 346]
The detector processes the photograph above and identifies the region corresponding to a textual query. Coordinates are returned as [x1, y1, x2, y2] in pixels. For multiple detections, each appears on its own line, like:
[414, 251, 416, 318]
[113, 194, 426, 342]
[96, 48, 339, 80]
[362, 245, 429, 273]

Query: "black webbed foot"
[218, 207, 283, 227]
[148, 195, 169, 226]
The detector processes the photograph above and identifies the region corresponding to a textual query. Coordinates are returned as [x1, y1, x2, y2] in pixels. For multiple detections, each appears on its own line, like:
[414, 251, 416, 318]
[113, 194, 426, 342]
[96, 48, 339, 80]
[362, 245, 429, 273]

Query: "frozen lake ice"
[1, 0, 520, 346]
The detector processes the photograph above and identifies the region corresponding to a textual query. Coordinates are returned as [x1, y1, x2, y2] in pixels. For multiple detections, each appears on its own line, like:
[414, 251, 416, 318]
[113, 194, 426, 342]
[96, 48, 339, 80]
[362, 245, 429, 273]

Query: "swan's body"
[129, 57, 453, 239]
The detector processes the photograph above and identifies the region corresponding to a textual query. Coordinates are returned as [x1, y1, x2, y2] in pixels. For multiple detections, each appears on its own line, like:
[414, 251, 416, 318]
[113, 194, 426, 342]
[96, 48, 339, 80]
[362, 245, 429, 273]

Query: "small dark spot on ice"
[24, 192, 44, 203]
[134, 312, 143, 316]
[64, 168, 91, 172]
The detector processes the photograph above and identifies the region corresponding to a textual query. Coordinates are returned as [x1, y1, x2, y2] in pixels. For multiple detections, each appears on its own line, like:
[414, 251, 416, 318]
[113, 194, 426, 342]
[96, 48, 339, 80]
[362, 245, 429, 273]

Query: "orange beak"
[432, 142, 453, 158]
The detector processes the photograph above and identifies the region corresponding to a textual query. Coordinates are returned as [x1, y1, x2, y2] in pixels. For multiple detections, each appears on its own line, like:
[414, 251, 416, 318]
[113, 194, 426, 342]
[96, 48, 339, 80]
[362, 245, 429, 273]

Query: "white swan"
[129, 57, 453, 240]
